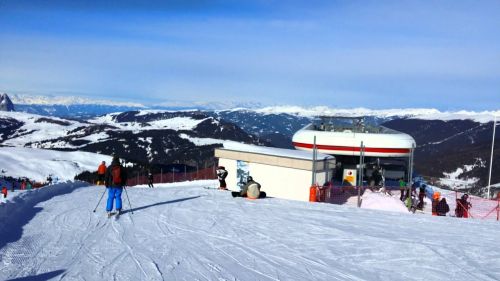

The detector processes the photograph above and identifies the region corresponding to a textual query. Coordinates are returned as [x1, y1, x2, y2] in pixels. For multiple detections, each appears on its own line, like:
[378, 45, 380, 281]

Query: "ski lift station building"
[214, 144, 335, 202]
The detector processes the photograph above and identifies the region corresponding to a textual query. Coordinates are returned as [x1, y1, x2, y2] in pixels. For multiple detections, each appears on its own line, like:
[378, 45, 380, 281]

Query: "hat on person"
[247, 176, 253, 182]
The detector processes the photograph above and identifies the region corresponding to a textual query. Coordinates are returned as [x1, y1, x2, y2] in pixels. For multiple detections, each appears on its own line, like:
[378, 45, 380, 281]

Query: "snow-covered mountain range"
[0, 110, 262, 173]
[5, 93, 499, 122]
[0, 92, 498, 194]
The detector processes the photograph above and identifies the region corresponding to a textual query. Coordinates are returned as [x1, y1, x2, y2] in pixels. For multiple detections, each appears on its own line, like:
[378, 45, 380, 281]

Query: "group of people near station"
[431, 191, 472, 218]
[216, 166, 266, 199]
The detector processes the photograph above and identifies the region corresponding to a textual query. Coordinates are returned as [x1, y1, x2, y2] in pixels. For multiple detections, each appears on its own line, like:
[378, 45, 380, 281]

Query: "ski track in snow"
[1, 181, 500, 281]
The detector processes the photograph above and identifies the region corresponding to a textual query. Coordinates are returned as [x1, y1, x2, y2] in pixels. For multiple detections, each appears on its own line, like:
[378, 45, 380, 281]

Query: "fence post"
[357, 142, 364, 208]
[497, 198, 499, 221]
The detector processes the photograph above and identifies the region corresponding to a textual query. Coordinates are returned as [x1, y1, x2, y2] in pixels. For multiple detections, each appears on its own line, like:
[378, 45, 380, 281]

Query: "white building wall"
[218, 158, 329, 202]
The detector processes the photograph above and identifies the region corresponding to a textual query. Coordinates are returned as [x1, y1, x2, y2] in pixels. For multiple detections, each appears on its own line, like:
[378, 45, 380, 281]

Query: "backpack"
[112, 166, 122, 185]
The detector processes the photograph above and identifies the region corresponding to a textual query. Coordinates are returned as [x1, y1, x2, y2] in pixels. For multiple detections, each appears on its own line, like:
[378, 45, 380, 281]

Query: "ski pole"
[123, 186, 134, 214]
[92, 188, 107, 213]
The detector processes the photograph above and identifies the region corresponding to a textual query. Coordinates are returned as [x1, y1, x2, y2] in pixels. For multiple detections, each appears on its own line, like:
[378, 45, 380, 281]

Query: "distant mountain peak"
[0, 93, 15, 112]
[9, 93, 146, 108]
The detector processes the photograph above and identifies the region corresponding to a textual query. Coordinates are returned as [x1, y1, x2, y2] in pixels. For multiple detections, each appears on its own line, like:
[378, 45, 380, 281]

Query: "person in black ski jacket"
[216, 166, 228, 190]
[104, 155, 128, 216]
[436, 198, 450, 216]
[147, 171, 154, 188]
[417, 185, 426, 210]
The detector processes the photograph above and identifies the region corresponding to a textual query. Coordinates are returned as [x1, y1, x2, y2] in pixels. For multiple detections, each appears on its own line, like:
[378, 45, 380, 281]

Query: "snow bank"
[360, 189, 410, 213]
[90, 114, 209, 132]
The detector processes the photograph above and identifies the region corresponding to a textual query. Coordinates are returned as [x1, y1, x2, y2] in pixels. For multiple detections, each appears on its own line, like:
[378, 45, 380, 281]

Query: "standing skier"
[97, 161, 106, 185]
[148, 171, 154, 188]
[105, 155, 128, 217]
[417, 185, 426, 210]
[457, 194, 472, 218]
[216, 166, 228, 190]
[432, 192, 440, 216]
[1, 186, 7, 198]
[399, 178, 406, 201]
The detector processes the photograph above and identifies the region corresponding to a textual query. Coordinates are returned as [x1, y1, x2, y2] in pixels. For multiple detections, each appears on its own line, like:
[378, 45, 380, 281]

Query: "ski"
[204, 186, 229, 191]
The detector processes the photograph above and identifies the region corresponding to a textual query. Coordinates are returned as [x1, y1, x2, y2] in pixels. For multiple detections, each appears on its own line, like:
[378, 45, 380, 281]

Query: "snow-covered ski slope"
[0, 147, 112, 182]
[1, 181, 500, 281]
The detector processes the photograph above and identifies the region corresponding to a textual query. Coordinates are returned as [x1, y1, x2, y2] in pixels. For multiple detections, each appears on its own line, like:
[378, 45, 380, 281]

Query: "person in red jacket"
[1, 186, 7, 199]
[97, 161, 107, 185]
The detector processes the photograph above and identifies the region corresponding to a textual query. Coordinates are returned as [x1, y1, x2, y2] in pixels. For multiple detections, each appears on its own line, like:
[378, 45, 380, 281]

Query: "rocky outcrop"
[0, 93, 15, 111]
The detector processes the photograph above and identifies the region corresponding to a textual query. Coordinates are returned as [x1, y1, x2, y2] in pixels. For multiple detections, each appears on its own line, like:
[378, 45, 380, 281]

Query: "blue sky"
[0, 0, 499, 110]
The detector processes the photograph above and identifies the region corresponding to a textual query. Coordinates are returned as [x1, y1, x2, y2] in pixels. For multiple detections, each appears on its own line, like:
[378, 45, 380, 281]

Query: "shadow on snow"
[0, 182, 87, 251]
[122, 195, 201, 214]
[6, 269, 65, 281]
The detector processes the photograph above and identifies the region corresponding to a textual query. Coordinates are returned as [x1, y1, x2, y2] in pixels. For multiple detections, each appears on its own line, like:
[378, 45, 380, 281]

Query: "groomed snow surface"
[1, 180, 499, 281]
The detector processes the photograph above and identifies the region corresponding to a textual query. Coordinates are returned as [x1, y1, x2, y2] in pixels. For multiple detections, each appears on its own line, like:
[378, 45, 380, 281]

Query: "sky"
[0, 0, 499, 110]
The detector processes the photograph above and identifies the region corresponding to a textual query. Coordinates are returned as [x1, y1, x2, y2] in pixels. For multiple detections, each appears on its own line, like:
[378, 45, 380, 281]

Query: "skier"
[97, 161, 106, 185]
[417, 185, 426, 210]
[147, 171, 154, 188]
[216, 166, 228, 190]
[1, 186, 7, 198]
[432, 191, 440, 216]
[47, 175, 53, 185]
[399, 178, 406, 201]
[436, 198, 450, 216]
[371, 167, 383, 187]
[456, 194, 472, 218]
[104, 155, 128, 217]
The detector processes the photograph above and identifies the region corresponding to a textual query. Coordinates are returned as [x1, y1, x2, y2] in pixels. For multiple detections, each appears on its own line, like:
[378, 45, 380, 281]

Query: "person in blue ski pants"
[106, 187, 122, 213]
[104, 155, 128, 216]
